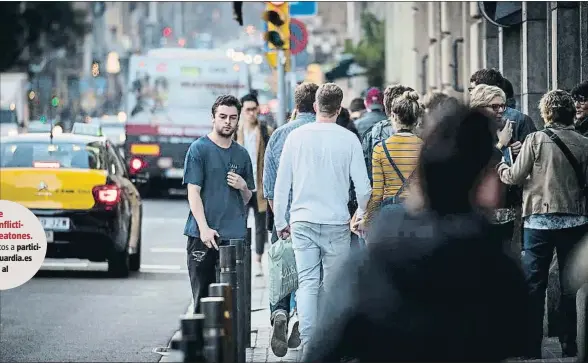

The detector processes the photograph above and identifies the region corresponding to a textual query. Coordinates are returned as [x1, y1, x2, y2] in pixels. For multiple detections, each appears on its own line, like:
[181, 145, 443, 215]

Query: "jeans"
[291, 221, 351, 345]
[248, 192, 268, 256]
[521, 224, 588, 357]
[269, 225, 295, 323]
[491, 220, 515, 254]
[186, 236, 230, 313]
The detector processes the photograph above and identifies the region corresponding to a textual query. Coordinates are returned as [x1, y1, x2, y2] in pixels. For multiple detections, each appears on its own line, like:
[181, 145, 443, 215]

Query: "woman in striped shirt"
[363, 90, 424, 227]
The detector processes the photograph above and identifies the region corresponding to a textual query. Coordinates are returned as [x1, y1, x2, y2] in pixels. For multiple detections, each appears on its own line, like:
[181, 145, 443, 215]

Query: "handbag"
[542, 129, 588, 204]
[267, 236, 298, 305]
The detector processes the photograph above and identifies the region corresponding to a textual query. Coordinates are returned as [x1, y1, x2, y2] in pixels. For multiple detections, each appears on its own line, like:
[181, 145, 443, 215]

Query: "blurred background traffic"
[1, 1, 587, 198]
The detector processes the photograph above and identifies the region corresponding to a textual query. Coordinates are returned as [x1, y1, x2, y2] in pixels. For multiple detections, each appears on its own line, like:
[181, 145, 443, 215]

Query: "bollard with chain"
[230, 239, 246, 363]
[180, 313, 206, 363]
[209, 283, 235, 363]
[219, 245, 240, 363]
[201, 297, 225, 363]
[244, 228, 252, 347]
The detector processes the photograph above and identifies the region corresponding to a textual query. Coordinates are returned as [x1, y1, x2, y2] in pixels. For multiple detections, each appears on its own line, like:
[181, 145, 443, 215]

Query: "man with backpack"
[361, 85, 416, 183]
[353, 87, 388, 137]
[235, 93, 273, 277]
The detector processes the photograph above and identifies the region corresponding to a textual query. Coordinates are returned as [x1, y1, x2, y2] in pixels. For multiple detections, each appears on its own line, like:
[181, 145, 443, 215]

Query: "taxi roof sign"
[72, 122, 103, 137]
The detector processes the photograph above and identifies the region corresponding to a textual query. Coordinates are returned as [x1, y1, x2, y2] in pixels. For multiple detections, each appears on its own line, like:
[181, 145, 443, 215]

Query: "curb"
[157, 299, 194, 362]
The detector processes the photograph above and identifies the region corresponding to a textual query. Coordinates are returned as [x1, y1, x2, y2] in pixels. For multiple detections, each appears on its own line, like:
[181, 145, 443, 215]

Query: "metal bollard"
[209, 283, 235, 363]
[180, 313, 206, 363]
[201, 297, 225, 363]
[230, 240, 246, 363]
[244, 228, 252, 347]
[219, 245, 239, 362]
[577, 283, 588, 362]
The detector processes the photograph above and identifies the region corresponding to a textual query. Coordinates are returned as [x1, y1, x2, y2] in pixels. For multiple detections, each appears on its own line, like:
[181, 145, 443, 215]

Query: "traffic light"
[262, 2, 290, 50]
[232, 1, 243, 26]
[163, 27, 172, 37]
[51, 96, 60, 108]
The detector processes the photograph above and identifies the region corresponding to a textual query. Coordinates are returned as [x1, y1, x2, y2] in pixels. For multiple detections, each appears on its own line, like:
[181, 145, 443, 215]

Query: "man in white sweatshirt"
[273, 83, 372, 348]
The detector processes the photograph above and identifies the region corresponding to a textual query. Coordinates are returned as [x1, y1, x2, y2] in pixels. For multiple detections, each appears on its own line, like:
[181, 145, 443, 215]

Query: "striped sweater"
[365, 133, 423, 222]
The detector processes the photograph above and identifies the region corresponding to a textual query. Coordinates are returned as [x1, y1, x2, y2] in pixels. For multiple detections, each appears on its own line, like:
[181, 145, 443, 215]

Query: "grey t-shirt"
[183, 136, 255, 239]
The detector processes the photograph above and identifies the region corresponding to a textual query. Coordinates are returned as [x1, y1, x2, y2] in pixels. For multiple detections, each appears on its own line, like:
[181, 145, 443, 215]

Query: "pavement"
[158, 211, 303, 363]
[0, 198, 192, 362]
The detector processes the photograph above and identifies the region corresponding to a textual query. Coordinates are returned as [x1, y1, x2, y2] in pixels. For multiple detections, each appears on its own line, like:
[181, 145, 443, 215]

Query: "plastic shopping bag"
[268, 236, 298, 305]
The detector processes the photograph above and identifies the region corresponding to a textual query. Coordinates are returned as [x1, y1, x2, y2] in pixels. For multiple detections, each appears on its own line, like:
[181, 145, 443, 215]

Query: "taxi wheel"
[129, 228, 142, 272]
[108, 234, 130, 278]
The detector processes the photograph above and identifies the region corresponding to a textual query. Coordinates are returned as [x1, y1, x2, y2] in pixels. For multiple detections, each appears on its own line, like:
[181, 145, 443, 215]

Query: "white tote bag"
[267, 236, 298, 305]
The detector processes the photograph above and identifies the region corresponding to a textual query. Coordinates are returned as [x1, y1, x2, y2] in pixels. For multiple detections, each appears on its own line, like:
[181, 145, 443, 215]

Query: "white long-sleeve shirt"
[273, 122, 372, 232]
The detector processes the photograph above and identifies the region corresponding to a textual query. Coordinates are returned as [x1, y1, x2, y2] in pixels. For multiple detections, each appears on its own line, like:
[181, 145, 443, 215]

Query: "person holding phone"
[469, 85, 520, 252]
[183, 95, 255, 315]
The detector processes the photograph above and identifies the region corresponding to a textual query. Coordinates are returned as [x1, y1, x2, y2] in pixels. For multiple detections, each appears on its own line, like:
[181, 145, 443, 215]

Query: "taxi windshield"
[0, 141, 106, 170]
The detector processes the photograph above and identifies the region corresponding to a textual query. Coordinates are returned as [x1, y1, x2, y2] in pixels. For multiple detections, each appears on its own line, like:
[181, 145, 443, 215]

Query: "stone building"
[384, 1, 588, 127]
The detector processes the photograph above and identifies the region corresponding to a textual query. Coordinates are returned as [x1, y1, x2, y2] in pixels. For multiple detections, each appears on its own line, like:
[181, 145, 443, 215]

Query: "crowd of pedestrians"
[181, 70, 588, 361]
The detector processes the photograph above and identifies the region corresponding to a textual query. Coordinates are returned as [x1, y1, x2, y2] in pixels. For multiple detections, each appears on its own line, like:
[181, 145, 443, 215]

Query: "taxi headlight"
[53, 125, 63, 135]
[7, 129, 18, 136]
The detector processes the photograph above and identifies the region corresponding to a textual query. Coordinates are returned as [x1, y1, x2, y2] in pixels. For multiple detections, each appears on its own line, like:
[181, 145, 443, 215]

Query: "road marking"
[40, 261, 187, 274]
[150, 247, 186, 253]
[140, 264, 183, 270]
[143, 217, 185, 224]
[42, 261, 89, 268]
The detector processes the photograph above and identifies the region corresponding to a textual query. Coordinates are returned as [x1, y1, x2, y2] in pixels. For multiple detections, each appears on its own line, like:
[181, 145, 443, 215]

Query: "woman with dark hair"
[336, 107, 361, 139]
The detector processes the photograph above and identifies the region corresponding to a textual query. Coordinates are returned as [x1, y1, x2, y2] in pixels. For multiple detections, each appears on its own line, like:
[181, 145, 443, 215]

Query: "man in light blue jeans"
[273, 84, 372, 347]
[290, 222, 351, 342]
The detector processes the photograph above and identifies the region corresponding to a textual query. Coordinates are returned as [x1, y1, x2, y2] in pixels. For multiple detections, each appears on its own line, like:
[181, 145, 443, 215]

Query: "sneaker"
[255, 262, 263, 277]
[271, 311, 288, 357]
[288, 320, 301, 348]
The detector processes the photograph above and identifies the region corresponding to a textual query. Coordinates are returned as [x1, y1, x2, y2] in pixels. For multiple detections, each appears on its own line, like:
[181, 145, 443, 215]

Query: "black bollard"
[209, 283, 235, 363]
[180, 313, 206, 363]
[219, 245, 239, 362]
[244, 228, 252, 347]
[230, 240, 246, 363]
[201, 297, 225, 363]
[577, 283, 588, 362]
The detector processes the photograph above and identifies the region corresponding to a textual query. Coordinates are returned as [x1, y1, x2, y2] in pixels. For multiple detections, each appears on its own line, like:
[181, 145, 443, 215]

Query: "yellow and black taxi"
[0, 123, 146, 277]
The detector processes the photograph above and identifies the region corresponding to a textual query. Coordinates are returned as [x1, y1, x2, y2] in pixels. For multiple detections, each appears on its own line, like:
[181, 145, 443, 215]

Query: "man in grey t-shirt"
[183, 95, 255, 314]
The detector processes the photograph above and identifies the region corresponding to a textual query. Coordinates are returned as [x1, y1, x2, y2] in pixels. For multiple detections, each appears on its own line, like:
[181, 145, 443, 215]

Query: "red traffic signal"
[163, 27, 172, 37]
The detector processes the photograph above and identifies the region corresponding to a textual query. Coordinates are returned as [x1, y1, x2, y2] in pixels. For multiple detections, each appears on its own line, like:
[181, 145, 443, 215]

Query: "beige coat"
[498, 125, 588, 218]
[235, 122, 274, 213]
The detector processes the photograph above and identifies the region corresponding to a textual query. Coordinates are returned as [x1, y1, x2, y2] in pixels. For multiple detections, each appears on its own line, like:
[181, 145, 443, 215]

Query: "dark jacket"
[499, 108, 536, 208]
[303, 207, 529, 362]
[354, 104, 388, 137]
[575, 116, 588, 137]
[503, 107, 537, 142]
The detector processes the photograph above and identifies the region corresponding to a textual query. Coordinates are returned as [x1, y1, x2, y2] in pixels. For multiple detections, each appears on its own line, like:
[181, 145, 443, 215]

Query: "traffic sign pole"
[277, 49, 286, 127]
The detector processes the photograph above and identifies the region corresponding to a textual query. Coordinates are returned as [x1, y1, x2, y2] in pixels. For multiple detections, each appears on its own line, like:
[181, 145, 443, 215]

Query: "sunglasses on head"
[574, 95, 587, 103]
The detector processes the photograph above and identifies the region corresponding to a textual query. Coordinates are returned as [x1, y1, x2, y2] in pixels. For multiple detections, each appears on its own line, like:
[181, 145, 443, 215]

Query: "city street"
[0, 198, 192, 362]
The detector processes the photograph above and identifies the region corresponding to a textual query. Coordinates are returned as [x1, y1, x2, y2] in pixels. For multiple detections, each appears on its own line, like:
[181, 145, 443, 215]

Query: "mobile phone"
[503, 147, 514, 166]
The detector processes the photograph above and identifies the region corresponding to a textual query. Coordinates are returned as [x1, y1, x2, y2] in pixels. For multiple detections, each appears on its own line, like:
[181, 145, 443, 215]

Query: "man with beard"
[182, 95, 255, 313]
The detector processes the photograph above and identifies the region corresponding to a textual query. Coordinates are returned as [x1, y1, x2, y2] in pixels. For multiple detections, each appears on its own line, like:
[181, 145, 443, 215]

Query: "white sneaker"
[255, 262, 264, 277]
